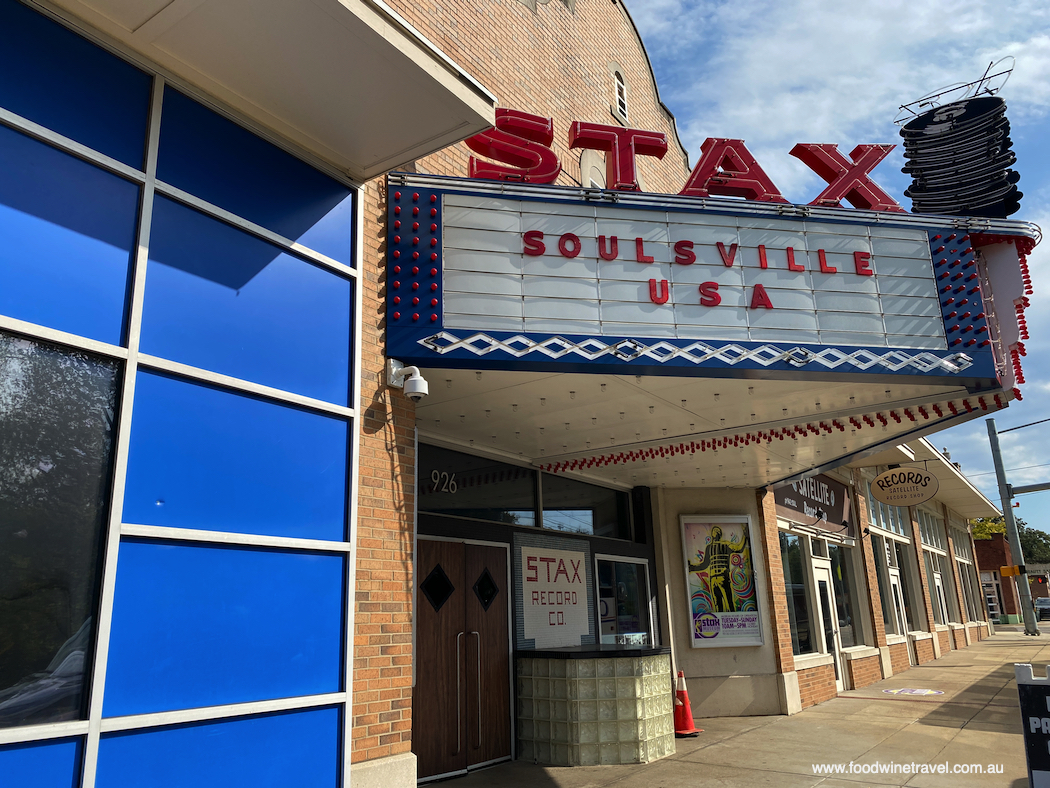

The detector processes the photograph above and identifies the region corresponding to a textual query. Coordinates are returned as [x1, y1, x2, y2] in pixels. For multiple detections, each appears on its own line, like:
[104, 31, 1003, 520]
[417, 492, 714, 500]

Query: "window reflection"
[0, 124, 138, 345]
[541, 474, 631, 540]
[157, 88, 354, 264]
[779, 532, 814, 655]
[142, 197, 352, 404]
[0, 331, 118, 727]
[597, 560, 650, 645]
[418, 445, 536, 526]
[828, 544, 857, 648]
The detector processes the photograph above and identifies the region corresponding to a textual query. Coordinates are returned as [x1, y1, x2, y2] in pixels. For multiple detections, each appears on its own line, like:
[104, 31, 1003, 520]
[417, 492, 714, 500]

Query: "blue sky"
[631, 0, 1050, 532]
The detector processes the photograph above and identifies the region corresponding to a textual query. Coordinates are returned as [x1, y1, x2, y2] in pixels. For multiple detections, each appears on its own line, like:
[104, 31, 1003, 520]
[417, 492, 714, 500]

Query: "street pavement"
[449, 629, 1049, 787]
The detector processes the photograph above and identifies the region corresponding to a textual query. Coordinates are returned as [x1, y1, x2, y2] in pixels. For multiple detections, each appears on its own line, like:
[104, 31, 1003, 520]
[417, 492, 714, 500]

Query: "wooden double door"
[413, 540, 511, 781]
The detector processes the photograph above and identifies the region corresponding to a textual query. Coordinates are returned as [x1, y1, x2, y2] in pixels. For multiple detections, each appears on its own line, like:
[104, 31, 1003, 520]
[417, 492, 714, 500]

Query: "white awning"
[49, 0, 496, 180]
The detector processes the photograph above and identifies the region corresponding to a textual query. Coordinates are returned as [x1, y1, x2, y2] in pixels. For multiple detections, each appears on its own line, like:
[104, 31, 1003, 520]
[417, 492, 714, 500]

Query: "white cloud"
[632, 0, 1050, 201]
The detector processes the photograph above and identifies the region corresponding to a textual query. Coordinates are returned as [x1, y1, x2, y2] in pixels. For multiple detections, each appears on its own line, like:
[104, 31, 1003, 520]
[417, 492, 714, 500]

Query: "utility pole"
[986, 418, 1040, 636]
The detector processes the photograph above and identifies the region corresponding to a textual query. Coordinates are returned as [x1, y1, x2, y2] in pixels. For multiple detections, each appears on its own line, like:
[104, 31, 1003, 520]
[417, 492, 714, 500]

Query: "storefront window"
[958, 561, 979, 621]
[541, 474, 631, 540]
[916, 508, 945, 550]
[893, 541, 921, 631]
[870, 534, 894, 630]
[418, 444, 537, 526]
[779, 532, 815, 655]
[864, 479, 909, 536]
[596, 559, 650, 645]
[924, 551, 950, 625]
[827, 544, 857, 648]
[0, 332, 119, 728]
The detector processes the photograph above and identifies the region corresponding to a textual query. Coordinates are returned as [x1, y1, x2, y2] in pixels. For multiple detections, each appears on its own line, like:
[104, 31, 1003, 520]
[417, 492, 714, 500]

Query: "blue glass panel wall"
[141, 197, 352, 403]
[0, 124, 138, 344]
[122, 372, 348, 539]
[0, 737, 82, 788]
[157, 88, 354, 263]
[96, 708, 339, 788]
[0, 0, 151, 168]
[103, 541, 344, 716]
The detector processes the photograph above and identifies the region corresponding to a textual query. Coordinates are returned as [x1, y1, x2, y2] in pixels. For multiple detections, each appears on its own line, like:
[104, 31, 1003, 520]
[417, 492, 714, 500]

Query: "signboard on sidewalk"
[1016, 663, 1050, 788]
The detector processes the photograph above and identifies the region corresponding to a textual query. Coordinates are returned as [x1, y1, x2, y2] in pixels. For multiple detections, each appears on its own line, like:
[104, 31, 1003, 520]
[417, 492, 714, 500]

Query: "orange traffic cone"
[673, 670, 702, 737]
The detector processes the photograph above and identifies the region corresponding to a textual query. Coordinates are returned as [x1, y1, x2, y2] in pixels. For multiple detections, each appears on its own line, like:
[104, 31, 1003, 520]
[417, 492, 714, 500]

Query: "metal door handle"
[470, 631, 481, 749]
[454, 631, 464, 755]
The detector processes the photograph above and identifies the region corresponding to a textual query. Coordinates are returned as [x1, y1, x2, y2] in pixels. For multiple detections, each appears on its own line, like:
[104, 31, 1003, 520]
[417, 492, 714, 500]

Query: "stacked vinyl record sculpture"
[901, 96, 1021, 218]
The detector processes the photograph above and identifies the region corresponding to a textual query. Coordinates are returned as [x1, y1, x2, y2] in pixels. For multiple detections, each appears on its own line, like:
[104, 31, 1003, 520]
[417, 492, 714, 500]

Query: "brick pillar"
[852, 471, 888, 648]
[757, 488, 794, 674]
[351, 176, 417, 764]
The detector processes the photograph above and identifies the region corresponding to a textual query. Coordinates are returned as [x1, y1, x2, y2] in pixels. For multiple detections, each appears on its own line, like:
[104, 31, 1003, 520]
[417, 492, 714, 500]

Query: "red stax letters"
[679, 138, 788, 203]
[466, 108, 904, 213]
[465, 108, 562, 183]
[790, 143, 904, 212]
[569, 121, 668, 191]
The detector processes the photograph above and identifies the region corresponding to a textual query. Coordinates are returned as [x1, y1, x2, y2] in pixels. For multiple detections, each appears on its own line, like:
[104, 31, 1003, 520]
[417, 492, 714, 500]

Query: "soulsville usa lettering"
[523, 231, 874, 309]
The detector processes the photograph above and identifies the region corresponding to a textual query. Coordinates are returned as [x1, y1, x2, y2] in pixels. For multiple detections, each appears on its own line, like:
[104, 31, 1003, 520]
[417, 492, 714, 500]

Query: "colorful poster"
[680, 516, 763, 647]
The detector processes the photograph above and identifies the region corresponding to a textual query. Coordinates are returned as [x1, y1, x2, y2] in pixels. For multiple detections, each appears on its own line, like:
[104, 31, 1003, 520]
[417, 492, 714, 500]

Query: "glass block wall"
[0, 2, 360, 785]
[515, 655, 674, 766]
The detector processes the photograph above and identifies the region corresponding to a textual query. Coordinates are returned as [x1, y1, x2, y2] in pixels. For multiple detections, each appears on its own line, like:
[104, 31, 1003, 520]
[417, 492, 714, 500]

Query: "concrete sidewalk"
[450, 631, 1050, 787]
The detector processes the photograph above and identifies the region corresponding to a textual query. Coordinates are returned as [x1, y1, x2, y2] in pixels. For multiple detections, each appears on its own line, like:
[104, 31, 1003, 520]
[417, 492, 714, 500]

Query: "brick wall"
[936, 629, 952, 654]
[351, 181, 418, 764]
[351, 0, 692, 766]
[797, 664, 837, 708]
[847, 655, 883, 690]
[914, 637, 935, 664]
[852, 473, 888, 649]
[385, 0, 690, 194]
[888, 642, 911, 675]
[757, 489, 795, 675]
[952, 628, 967, 650]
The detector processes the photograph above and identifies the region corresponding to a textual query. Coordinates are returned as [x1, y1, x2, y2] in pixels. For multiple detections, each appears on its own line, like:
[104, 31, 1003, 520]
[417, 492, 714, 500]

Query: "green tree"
[969, 516, 1050, 563]
[971, 517, 1007, 540]
[1020, 523, 1050, 564]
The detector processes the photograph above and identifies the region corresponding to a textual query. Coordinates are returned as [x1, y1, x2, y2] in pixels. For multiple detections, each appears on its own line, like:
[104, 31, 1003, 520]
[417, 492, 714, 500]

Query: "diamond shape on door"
[472, 567, 499, 611]
[421, 563, 455, 612]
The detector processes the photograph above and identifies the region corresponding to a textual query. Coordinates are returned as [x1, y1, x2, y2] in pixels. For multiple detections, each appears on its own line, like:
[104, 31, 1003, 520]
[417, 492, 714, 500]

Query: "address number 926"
[431, 470, 457, 494]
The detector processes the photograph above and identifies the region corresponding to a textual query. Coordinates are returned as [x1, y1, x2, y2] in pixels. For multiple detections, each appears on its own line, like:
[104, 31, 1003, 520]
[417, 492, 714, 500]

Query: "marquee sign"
[386, 177, 1009, 383]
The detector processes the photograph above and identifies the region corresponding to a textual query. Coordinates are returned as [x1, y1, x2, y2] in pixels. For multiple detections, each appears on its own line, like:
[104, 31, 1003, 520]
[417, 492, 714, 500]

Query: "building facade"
[976, 532, 1022, 623]
[0, 1, 1038, 787]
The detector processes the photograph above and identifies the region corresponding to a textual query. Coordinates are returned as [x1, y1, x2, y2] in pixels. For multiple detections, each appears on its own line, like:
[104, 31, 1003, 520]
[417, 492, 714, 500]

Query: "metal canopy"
[415, 367, 1011, 491]
[47, 0, 496, 180]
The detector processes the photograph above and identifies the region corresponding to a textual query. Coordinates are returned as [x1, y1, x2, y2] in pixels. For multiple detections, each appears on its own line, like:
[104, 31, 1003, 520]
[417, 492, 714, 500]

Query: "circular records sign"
[870, 468, 939, 507]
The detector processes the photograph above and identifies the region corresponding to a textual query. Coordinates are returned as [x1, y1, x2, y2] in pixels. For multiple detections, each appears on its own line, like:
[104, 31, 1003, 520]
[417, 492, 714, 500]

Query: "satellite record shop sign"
[870, 467, 940, 507]
[386, 181, 997, 382]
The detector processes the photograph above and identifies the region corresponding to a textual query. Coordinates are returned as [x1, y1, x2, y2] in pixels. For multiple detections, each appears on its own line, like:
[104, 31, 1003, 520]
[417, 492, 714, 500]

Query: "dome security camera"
[386, 359, 429, 402]
[403, 373, 429, 401]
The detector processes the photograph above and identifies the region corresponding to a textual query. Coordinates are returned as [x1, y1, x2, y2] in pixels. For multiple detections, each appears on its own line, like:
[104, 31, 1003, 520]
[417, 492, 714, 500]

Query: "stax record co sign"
[464, 108, 905, 211]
